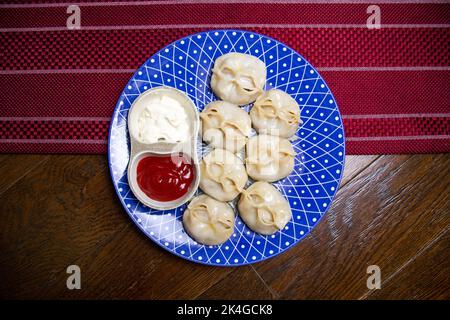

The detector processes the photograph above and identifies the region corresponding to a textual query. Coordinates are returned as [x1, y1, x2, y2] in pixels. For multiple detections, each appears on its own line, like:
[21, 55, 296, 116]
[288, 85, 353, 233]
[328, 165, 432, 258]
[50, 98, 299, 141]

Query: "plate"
[108, 30, 345, 266]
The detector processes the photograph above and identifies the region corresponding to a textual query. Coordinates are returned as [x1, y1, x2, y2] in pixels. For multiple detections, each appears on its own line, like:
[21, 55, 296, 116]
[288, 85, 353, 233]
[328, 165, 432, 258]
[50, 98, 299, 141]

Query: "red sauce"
[136, 153, 195, 202]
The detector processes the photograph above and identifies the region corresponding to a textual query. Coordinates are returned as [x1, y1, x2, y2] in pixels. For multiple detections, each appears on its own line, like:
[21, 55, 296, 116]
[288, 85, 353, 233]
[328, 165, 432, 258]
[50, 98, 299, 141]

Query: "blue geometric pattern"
[108, 30, 345, 266]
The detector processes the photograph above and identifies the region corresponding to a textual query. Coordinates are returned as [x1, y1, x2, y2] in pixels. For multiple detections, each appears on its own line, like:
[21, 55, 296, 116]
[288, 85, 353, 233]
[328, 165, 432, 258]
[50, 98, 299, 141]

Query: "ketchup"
[136, 153, 194, 202]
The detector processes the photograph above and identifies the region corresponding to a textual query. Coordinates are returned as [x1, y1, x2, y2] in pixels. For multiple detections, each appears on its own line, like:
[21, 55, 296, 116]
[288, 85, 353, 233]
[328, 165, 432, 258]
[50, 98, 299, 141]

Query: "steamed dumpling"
[245, 135, 296, 182]
[250, 89, 301, 138]
[238, 181, 292, 235]
[211, 53, 266, 105]
[200, 148, 248, 201]
[200, 100, 251, 153]
[183, 195, 235, 245]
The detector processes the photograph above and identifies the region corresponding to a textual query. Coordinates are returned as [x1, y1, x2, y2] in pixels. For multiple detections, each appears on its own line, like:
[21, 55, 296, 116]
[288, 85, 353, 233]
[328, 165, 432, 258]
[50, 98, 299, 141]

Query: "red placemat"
[0, 0, 449, 154]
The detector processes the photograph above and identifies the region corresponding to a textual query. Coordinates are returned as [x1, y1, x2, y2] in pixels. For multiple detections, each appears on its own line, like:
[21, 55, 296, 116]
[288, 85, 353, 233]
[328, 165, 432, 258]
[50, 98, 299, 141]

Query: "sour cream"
[130, 93, 190, 144]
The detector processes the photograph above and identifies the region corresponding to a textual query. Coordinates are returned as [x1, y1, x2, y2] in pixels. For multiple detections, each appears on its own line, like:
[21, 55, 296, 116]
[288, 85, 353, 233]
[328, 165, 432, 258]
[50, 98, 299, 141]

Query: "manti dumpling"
[211, 53, 266, 106]
[200, 100, 251, 153]
[183, 195, 235, 245]
[250, 89, 301, 138]
[199, 148, 248, 202]
[238, 181, 292, 235]
[246, 135, 296, 182]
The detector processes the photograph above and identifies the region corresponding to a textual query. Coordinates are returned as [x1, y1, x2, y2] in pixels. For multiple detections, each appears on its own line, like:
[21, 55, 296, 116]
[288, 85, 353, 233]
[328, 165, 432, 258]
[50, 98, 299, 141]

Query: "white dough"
[199, 148, 248, 202]
[238, 182, 292, 235]
[183, 195, 235, 245]
[211, 53, 266, 105]
[250, 89, 301, 138]
[245, 134, 296, 182]
[200, 100, 252, 153]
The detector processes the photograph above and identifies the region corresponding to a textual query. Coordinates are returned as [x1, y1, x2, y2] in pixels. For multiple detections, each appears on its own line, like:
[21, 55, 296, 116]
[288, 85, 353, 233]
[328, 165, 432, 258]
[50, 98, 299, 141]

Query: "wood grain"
[197, 266, 276, 300]
[36, 221, 235, 299]
[339, 155, 379, 186]
[0, 155, 127, 298]
[0, 154, 50, 195]
[253, 154, 449, 299]
[366, 232, 449, 300]
[0, 154, 448, 299]
[0, 155, 233, 299]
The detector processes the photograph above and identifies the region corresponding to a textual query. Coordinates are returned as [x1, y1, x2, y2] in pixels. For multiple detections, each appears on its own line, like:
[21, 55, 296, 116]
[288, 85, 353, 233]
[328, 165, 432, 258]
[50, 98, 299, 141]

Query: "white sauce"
[133, 95, 189, 144]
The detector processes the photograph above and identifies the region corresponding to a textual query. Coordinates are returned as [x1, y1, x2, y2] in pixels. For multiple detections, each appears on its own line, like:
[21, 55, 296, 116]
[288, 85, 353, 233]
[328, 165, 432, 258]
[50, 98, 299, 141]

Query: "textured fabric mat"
[0, 0, 449, 154]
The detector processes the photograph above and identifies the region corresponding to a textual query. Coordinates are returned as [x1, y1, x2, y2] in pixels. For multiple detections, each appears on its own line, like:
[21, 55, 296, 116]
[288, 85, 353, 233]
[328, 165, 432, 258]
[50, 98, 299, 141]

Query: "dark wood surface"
[0, 154, 448, 300]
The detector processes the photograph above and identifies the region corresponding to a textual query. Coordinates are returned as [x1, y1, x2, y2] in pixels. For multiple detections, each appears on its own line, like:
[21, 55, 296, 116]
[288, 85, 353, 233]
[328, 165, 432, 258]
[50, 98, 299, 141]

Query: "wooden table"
[0, 154, 448, 299]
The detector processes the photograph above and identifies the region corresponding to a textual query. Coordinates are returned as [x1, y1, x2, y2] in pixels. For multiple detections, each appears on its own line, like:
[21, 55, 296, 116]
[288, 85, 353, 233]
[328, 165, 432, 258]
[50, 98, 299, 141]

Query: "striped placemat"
[0, 0, 449, 154]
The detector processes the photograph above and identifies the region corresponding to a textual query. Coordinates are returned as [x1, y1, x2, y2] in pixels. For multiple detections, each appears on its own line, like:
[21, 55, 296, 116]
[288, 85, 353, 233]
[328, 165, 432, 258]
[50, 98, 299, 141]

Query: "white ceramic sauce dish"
[127, 86, 200, 210]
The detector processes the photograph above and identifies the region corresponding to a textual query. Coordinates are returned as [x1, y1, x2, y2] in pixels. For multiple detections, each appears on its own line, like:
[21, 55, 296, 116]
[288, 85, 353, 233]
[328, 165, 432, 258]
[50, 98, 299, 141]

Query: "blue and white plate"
[108, 30, 345, 266]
